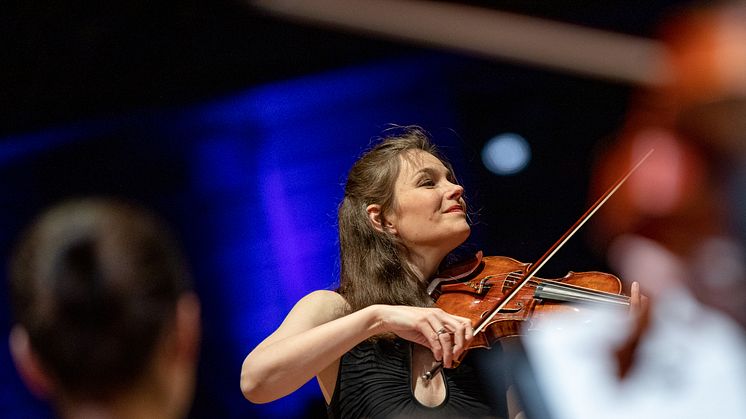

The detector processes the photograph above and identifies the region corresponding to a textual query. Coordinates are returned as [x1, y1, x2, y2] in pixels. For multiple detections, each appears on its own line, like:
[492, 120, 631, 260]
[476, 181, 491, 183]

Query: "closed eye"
[419, 178, 435, 187]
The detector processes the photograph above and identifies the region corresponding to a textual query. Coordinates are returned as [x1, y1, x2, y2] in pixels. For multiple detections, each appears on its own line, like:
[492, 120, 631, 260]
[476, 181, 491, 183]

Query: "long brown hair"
[337, 126, 461, 312]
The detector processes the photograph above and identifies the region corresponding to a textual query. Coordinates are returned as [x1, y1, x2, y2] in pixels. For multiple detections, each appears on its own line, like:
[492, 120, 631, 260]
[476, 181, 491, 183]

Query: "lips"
[445, 204, 464, 213]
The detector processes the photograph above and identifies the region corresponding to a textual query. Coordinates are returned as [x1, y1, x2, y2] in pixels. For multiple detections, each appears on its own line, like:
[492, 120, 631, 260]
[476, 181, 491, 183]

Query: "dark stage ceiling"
[2, 0, 693, 138]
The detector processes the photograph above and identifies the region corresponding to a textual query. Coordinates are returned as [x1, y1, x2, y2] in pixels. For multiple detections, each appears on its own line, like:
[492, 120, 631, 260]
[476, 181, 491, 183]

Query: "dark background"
[1, 0, 689, 137]
[1, 1, 694, 417]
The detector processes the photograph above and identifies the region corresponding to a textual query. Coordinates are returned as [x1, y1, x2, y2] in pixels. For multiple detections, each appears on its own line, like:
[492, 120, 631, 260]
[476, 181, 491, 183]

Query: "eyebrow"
[414, 166, 452, 179]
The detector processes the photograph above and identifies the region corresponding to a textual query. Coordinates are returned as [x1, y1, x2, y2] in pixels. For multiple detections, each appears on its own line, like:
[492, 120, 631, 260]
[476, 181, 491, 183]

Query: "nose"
[446, 182, 464, 201]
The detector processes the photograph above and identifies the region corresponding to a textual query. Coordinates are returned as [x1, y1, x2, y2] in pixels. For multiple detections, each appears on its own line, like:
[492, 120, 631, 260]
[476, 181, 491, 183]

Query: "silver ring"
[436, 327, 448, 336]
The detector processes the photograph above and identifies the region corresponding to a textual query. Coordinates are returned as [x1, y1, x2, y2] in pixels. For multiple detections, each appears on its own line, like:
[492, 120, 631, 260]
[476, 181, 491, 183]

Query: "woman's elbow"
[240, 379, 265, 403]
[241, 357, 283, 404]
[240, 358, 276, 404]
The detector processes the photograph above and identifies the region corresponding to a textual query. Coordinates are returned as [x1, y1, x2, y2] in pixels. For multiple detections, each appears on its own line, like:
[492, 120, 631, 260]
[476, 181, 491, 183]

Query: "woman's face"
[386, 150, 470, 254]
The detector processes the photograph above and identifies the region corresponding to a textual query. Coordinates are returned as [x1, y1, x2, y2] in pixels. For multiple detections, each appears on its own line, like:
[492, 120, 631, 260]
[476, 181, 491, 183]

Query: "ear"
[9, 325, 54, 399]
[366, 204, 397, 235]
[174, 292, 201, 364]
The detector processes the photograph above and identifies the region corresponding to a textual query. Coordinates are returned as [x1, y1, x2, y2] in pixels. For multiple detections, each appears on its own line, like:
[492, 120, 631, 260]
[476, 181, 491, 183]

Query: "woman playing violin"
[240, 126, 644, 418]
[241, 126, 499, 418]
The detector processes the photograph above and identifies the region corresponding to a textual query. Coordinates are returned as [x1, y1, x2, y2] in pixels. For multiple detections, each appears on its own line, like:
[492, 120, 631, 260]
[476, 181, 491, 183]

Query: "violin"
[432, 251, 628, 345]
[422, 149, 654, 380]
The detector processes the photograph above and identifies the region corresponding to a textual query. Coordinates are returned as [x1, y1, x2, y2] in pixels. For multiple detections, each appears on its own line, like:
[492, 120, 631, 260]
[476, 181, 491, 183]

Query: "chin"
[450, 223, 471, 246]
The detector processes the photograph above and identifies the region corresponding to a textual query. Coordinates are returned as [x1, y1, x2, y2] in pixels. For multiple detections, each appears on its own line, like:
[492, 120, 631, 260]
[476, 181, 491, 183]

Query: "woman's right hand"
[373, 305, 474, 368]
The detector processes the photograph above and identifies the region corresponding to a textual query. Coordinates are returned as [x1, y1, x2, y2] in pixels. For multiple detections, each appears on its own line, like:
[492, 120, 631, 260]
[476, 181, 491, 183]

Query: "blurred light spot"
[482, 133, 531, 175]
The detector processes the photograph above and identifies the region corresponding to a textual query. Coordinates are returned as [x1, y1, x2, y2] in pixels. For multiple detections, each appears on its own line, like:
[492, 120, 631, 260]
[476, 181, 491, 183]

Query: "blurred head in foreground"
[8, 198, 201, 419]
[589, 1, 746, 329]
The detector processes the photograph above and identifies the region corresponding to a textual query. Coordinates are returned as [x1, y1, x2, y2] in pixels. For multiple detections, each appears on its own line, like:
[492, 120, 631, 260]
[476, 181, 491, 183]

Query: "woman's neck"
[407, 247, 447, 282]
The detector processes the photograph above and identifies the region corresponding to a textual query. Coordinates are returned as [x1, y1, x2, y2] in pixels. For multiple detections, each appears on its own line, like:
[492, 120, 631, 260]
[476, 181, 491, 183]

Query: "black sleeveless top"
[326, 338, 502, 418]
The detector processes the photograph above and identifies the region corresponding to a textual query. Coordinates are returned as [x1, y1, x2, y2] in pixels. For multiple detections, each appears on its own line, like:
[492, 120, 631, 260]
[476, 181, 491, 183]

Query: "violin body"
[432, 252, 625, 352]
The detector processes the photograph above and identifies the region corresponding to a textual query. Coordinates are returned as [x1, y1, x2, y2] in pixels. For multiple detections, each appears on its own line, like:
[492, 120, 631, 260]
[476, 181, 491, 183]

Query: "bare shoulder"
[300, 289, 347, 305]
[292, 290, 349, 324]
[257, 290, 349, 348]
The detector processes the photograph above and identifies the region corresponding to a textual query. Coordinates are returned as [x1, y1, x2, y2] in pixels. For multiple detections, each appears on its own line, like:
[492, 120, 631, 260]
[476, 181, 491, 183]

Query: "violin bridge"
[464, 276, 492, 294]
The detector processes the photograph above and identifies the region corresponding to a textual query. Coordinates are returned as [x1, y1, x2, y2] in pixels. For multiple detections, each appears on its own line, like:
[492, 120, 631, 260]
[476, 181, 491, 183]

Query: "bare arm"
[240, 290, 375, 403]
[240, 290, 473, 404]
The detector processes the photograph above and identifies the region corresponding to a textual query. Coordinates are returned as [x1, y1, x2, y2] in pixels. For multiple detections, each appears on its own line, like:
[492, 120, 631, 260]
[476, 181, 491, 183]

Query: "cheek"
[391, 190, 440, 225]
[404, 198, 437, 221]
